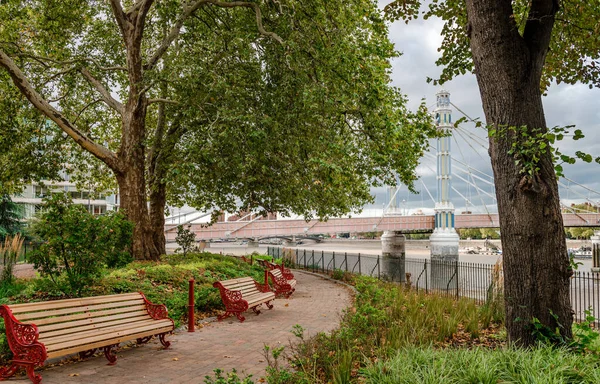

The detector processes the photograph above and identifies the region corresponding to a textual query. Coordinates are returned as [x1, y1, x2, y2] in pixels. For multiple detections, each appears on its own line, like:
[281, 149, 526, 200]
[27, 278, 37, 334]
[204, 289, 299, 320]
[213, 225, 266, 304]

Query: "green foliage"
[0, 0, 437, 255]
[266, 275, 502, 383]
[362, 345, 600, 383]
[385, 0, 600, 90]
[175, 225, 196, 257]
[28, 194, 133, 295]
[571, 309, 600, 354]
[0, 195, 23, 240]
[203, 369, 254, 384]
[0, 235, 23, 285]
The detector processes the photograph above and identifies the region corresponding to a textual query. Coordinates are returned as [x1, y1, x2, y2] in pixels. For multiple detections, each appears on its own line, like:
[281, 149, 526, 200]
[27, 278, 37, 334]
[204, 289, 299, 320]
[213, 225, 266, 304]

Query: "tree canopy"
[0, 0, 436, 259]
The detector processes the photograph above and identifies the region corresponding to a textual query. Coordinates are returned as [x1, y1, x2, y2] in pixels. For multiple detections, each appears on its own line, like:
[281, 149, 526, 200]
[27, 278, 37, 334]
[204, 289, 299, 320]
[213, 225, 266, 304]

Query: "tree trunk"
[466, 0, 572, 346]
[116, 155, 160, 261]
[149, 183, 167, 256]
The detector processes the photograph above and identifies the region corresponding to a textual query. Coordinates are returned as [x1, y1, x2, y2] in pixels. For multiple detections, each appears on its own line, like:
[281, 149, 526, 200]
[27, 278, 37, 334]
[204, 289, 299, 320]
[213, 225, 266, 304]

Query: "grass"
[362, 345, 600, 383]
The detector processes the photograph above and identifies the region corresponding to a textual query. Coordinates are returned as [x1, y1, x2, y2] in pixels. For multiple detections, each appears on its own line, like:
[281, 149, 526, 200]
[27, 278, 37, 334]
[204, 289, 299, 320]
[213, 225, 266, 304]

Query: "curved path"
[37, 271, 352, 383]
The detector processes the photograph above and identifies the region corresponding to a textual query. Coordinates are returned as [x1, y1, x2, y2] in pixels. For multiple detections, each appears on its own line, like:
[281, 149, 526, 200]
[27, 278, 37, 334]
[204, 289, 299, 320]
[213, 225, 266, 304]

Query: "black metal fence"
[267, 246, 600, 322]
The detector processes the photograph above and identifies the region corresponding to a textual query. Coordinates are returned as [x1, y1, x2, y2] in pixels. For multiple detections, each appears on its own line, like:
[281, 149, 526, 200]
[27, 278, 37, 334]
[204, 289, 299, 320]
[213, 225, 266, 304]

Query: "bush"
[29, 194, 133, 296]
[175, 224, 196, 257]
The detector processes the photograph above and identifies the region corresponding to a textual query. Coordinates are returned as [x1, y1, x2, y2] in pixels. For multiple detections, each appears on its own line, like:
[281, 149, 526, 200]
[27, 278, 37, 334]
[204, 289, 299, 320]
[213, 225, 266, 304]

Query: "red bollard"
[188, 278, 195, 332]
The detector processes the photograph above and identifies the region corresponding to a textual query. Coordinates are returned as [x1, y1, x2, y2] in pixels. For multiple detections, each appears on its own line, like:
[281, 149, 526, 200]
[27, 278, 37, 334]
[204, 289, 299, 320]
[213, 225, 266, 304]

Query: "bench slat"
[26, 304, 148, 326]
[39, 313, 151, 339]
[36, 310, 149, 333]
[45, 325, 174, 359]
[9, 293, 143, 313]
[41, 318, 162, 346]
[15, 299, 144, 321]
[45, 321, 173, 352]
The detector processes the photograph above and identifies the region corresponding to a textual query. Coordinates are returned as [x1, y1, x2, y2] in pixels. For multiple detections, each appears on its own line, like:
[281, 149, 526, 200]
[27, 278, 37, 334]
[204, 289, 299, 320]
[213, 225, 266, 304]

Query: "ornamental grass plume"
[0, 234, 23, 284]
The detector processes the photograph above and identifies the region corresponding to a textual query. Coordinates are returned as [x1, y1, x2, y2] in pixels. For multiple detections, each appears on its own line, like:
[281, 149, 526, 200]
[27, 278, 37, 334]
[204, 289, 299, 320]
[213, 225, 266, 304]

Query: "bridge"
[164, 213, 600, 242]
[164, 90, 600, 244]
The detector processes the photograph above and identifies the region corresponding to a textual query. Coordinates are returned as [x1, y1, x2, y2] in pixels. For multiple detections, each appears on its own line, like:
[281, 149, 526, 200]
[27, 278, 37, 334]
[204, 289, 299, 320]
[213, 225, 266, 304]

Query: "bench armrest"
[253, 280, 271, 293]
[0, 305, 47, 364]
[139, 293, 169, 320]
[212, 282, 249, 312]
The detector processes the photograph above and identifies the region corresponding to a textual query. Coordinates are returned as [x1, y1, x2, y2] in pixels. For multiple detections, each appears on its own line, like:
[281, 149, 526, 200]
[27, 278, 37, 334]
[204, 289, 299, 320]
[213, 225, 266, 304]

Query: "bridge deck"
[164, 213, 600, 241]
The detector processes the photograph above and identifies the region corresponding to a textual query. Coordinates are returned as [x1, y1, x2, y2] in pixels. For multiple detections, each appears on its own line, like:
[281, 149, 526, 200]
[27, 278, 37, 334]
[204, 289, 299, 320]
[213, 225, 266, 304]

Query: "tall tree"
[0, 0, 435, 260]
[385, 0, 600, 345]
[0, 195, 23, 240]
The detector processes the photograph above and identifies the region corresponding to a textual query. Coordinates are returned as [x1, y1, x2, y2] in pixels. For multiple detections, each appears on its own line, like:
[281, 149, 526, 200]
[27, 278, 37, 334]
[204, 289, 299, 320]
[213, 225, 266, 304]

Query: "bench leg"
[265, 301, 274, 310]
[252, 306, 262, 315]
[0, 361, 41, 384]
[79, 348, 97, 359]
[159, 333, 171, 349]
[25, 363, 42, 384]
[218, 311, 246, 323]
[0, 362, 19, 381]
[103, 344, 118, 366]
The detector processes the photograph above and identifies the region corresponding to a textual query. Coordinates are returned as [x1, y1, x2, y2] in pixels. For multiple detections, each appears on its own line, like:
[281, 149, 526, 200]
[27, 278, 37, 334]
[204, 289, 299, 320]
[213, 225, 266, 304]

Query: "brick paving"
[34, 271, 352, 384]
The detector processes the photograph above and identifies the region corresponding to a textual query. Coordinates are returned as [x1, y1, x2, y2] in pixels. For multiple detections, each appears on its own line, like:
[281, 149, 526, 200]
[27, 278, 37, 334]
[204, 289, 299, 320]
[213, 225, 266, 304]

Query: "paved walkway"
[35, 271, 352, 383]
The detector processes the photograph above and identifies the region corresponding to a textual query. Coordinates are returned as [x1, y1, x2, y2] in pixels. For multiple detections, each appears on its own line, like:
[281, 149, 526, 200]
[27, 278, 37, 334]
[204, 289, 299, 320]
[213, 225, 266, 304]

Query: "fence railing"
[267, 246, 600, 322]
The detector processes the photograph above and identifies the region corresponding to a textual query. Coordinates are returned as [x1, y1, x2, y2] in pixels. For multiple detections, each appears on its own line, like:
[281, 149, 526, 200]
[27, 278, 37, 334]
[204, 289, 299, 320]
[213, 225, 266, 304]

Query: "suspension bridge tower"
[430, 90, 460, 287]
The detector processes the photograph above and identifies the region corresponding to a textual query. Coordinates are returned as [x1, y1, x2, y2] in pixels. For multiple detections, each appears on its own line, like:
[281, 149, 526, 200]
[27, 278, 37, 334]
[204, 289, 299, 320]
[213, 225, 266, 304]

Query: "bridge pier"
[284, 235, 298, 247]
[248, 238, 259, 248]
[592, 231, 600, 272]
[430, 229, 459, 291]
[381, 231, 406, 282]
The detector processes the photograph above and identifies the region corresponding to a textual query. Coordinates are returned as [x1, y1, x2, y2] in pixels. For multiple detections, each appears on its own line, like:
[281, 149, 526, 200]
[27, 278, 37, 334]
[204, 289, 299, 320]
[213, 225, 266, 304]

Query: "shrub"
[0, 235, 23, 284]
[29, 194, 132, 296]
[175, 224, 196, 257]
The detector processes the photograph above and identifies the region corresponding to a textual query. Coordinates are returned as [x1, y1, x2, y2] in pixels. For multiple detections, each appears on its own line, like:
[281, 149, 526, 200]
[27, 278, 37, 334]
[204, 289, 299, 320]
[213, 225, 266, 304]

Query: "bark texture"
[465, 0, 572, 346]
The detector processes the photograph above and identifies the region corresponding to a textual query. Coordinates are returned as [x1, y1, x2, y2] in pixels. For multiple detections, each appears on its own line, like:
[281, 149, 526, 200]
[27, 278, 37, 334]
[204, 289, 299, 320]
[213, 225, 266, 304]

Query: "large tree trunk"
[116, 94, 160, 260]
[466, 0, 572, 346]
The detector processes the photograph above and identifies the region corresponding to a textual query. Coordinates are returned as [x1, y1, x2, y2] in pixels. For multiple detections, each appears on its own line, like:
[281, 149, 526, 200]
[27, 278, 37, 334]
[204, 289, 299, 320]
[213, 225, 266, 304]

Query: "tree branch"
[80, 67, 124, 115]
[109, 0, 130, 38]
[207, 1, 283, 44]
[148, 98, 179, 105]
[523, 0, 558, 62]
[145, 0, 283, 71]
[0, 50, 121, 172]
[145, 0, 211, 70]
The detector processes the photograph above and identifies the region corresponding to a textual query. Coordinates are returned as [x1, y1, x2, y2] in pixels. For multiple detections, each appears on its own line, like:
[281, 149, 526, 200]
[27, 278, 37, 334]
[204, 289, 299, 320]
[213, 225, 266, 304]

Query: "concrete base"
[430, 229, 459, 290]
[381, 231, 406, 282]
[247, 240, 259, 248]
[284, 241, 298, 247]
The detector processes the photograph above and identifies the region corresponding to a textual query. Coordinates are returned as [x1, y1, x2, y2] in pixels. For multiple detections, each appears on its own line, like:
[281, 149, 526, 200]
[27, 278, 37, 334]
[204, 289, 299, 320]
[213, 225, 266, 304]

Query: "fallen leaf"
[69, 373, 79, 377]
[172, 358, 179, 361]
[284, 303, 289, 307]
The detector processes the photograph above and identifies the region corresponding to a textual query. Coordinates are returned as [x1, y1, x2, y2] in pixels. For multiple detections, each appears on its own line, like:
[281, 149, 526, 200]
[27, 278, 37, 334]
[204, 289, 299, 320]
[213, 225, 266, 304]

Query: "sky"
[363, 2, 600, 216]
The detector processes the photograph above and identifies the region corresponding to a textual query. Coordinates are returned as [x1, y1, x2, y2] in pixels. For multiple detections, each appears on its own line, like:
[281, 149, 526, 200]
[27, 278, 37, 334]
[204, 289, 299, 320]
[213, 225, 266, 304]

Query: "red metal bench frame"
[212, 278, 274, 322]
[265, 269, 296, 298]
[0, 293, 172, 384]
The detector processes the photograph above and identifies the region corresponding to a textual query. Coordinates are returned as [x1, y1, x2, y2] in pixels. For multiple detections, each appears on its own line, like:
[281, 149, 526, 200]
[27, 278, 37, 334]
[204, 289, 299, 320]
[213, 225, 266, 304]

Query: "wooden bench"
[0, 292, 174, 384]
[260, 259, 295, 280]
[266, 268, 297, 298]
[213, 277, 275, 322]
